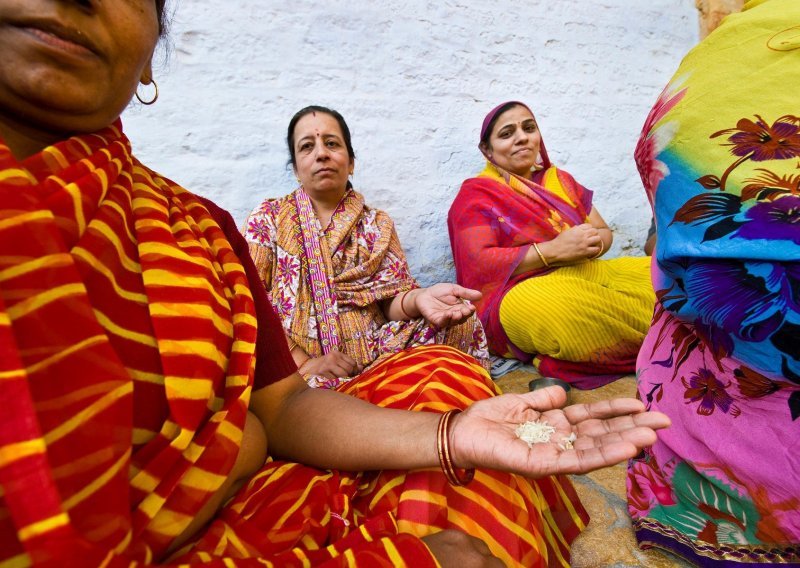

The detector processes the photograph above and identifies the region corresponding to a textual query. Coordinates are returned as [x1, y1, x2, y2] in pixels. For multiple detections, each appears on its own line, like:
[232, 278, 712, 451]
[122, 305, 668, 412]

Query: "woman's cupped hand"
[414, 284, 482, 328]
[450, 386, 671, 479]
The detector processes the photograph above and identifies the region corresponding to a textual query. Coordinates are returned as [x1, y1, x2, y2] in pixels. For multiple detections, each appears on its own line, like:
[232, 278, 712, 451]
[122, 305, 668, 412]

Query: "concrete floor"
[494, 367, 690, 568]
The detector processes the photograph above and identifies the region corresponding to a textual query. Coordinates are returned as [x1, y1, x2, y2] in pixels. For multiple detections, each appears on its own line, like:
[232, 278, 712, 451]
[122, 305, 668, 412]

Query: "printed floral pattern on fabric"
[635, 78, 687, 200]
[244, 188, 489, 387]
[665, 113, 800, 415]
[626, 3, 800, 562]
[273, 247, 300, 330]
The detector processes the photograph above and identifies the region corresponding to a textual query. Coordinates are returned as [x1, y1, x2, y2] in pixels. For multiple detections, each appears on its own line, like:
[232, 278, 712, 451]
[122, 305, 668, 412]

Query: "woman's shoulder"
[350, 192, 396, 232]
[130, 159, 245, 242]
[242, 194, 294, 248]
[451, 175, 505, 208]
[459, 174, 507, 194]
[131, 158, 219, 215]
[249, 192, 294, 220]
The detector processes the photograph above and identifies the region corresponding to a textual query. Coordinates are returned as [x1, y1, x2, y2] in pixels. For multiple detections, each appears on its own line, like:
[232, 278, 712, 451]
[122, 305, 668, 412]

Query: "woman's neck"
[512, 167, 534, 181]
[306, 187, 347, 230]
[0, 113, 66, 160]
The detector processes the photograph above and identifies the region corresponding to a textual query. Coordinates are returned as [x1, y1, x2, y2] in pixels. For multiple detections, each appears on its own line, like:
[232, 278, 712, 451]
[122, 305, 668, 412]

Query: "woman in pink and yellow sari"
[244, 106, 489, 389]
[627, 0, 800, 564]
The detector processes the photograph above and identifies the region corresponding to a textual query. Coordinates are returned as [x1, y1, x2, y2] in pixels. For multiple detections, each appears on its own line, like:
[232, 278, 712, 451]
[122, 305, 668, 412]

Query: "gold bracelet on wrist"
[532, 242, 551, 268]
[591, 240, 605, 260]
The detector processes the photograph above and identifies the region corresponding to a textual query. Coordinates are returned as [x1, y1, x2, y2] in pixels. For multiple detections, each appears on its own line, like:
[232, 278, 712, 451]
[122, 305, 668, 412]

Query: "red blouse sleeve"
[200, 197, 297, 389]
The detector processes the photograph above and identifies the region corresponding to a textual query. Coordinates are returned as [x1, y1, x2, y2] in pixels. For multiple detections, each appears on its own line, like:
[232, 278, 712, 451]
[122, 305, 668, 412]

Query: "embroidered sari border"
[634, 518, 800, 566]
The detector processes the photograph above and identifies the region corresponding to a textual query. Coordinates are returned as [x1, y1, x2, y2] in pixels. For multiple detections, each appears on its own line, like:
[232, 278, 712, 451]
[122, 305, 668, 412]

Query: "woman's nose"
[315, 143, 330, 160]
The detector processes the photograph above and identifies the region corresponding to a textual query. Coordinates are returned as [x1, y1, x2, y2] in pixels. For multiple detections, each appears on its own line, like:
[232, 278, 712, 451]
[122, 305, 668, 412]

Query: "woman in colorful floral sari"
[448, 102, 656, 389]
[244, 106, 489, 389]
[626, 0, 800, 564]
[0, 1, 672, 566]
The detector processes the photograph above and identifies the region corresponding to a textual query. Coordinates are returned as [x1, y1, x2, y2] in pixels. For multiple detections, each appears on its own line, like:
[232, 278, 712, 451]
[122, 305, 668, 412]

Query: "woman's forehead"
[294, 113, 343, 138]
[494, 106, 535, 129]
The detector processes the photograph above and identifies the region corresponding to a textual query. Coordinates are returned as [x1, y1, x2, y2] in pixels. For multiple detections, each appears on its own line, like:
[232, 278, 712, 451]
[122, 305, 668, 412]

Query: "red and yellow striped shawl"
[0, 122, 256, 563]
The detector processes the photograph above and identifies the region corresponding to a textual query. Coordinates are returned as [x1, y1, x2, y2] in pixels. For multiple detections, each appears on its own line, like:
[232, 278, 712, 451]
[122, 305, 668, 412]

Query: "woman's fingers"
[571, 426, 659, 452]
[564, 398, 646, 422]
[564, 441, 643, 473]
[452, 284, 482, 302]
[519, 385, 569, 410]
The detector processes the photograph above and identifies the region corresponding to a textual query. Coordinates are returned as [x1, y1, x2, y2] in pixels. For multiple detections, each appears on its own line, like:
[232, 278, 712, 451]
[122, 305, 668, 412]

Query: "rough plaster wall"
[124, 0, 698, 285]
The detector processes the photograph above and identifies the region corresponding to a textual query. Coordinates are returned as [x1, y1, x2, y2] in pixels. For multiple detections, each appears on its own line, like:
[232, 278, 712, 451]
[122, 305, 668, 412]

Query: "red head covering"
[479, 101, 551, 170]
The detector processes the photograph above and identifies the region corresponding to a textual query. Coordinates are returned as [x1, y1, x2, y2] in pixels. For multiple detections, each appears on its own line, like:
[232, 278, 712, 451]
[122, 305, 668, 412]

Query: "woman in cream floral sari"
[245, 106, 489, 388]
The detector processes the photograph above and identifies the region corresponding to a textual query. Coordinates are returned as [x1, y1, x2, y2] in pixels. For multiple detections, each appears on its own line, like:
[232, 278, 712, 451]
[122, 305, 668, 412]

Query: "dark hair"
[155, 0, 169, 36]
[286, 106, 355, 168]
[480, 101, 524, 148]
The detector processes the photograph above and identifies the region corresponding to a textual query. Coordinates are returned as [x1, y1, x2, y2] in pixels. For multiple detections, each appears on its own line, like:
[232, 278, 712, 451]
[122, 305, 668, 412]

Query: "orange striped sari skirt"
[177, 345, 589, 567]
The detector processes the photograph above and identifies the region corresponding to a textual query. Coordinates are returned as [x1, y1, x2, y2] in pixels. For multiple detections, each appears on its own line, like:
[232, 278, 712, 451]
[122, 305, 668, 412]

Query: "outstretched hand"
[450, 386, 670, 478]
[414, 283, 482, 328]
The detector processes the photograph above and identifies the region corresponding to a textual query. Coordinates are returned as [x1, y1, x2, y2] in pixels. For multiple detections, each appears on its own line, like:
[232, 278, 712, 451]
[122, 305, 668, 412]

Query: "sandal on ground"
[489, 355, 523, 380]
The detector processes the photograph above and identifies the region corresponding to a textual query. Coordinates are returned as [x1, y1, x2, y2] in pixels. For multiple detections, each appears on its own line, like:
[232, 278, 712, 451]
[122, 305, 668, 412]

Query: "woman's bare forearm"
[250, 375, 439, 471]
[383, 289, 421, 321]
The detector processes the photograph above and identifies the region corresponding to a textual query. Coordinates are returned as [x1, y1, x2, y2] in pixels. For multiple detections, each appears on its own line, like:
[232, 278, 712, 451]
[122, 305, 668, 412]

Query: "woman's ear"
[139, 58, 154, 85]
[479, 142, 492, 160]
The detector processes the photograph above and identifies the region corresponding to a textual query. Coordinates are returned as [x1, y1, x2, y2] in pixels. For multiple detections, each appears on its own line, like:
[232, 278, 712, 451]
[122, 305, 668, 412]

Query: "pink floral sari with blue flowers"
[627, 0, 800, 564]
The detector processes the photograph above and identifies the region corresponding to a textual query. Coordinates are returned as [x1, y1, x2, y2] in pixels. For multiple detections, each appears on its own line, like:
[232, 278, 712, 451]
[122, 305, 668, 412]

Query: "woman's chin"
[305, 182, 349, 196]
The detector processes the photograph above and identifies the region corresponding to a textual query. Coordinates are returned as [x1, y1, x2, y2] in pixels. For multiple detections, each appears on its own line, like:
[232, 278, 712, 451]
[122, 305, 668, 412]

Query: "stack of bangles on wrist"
[436, 409, 475, 486]
[532, 242, 550, 268]
[591, 240, 605, 259]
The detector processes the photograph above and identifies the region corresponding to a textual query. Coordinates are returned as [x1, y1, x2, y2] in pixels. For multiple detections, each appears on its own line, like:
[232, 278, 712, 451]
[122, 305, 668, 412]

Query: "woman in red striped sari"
[0, 1, 670, 566]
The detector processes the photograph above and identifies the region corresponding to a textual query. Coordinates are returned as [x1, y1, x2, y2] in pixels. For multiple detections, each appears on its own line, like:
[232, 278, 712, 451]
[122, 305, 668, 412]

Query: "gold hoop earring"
[135, 80, 159, 105]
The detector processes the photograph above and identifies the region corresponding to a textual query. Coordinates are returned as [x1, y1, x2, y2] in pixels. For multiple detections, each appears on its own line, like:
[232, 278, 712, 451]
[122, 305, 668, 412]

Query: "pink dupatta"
[294, 187, 342, 354]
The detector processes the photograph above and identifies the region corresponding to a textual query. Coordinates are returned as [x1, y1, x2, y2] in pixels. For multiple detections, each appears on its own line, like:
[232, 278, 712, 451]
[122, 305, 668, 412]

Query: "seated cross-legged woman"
[448, 101, 656, 389]
[244, 105, 489, 389]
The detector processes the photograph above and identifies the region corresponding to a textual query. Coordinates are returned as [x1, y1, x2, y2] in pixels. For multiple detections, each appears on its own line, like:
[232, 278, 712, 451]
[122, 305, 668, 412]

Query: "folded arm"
[513, 206, 613, 275]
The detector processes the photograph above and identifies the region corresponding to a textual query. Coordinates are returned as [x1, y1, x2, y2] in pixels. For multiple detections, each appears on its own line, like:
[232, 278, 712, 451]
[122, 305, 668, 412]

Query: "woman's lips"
[16, 20, 99, 58]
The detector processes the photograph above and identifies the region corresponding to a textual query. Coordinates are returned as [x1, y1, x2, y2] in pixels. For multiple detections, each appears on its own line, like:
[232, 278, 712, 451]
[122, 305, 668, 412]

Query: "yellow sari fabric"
[499, 257, 654, 369]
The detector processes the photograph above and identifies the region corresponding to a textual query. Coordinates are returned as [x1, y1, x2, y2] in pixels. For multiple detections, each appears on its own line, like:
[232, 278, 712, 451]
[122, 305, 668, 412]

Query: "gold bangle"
[591, 240, 605, 260]
[532, 242, 550, 268]
[436, 410, 474, 486]
[399, 289, 413, 319]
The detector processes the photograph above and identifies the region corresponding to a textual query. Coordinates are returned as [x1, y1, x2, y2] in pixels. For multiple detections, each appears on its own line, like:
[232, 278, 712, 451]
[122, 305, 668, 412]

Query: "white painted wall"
[124, 0, 698, 285]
